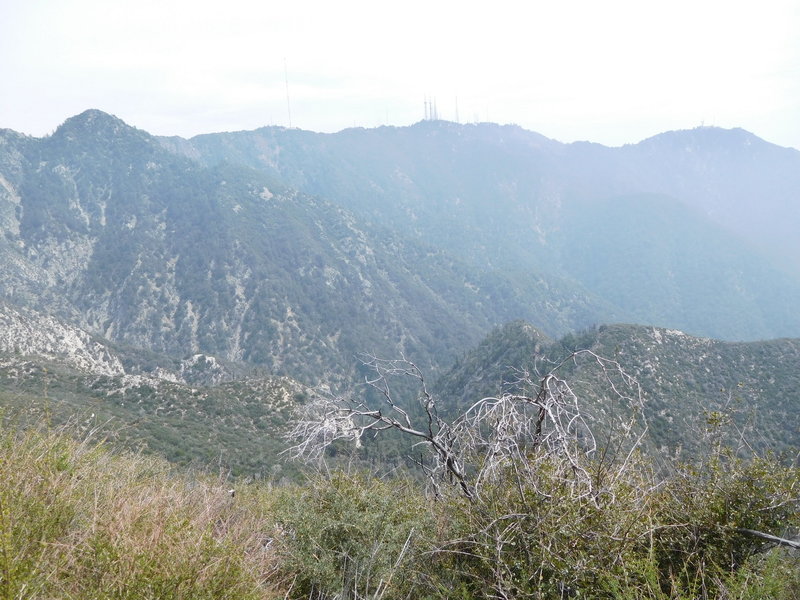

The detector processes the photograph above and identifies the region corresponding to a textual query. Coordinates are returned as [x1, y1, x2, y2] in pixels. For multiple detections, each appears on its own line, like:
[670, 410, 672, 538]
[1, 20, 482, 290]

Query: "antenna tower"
[284, 58, 292, 128]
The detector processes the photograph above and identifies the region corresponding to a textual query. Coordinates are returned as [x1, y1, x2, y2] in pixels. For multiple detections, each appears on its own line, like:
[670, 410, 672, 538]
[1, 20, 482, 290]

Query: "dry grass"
[0, 423, 283, 599]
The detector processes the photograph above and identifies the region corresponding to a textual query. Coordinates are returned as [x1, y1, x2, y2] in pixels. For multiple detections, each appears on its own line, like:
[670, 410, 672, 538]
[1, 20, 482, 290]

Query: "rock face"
[0, 301, 124, 376]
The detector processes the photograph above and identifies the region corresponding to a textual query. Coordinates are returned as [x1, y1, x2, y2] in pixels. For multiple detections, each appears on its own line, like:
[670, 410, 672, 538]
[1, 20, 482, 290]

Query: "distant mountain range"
[163, 117, 800, 341]
[0, 110, 798, 468]
[0, 110, 622, 386]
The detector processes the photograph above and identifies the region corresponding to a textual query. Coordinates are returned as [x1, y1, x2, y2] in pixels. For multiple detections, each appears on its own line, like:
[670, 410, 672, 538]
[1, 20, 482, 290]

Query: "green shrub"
[644, 451, 800, 598]
[272, 470, 435, 600]
[419, 448, 799, 600]
[426, 452, 658, 599]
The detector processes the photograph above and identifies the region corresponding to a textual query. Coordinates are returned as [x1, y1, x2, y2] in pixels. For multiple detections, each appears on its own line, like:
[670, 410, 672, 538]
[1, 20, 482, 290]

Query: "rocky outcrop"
[0, 301, 124, 376]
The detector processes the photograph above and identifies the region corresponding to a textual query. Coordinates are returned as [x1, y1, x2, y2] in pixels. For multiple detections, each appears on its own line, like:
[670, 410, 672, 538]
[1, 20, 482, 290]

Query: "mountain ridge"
[157, 114, 800, 339]
[1, 112, 620, 388]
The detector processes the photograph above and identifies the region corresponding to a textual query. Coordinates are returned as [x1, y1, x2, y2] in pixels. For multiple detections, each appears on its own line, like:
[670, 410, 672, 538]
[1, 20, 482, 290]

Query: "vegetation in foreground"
[1, 354, 798, 599]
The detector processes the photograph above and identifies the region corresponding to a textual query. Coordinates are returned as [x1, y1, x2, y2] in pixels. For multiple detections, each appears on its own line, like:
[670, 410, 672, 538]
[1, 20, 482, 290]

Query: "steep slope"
[554, 193, 800, 339]
[0, 111, 612, 387]
[569, 324, 800, 453]
[434, 322, 800, 455]
[162, 121, 569, 273]
[0, 300, 124, 376]
[168, 121, 800, 340]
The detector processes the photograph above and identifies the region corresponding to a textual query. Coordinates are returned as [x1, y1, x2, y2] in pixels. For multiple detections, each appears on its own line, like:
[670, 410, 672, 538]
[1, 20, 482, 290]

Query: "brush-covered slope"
[0, 301, 308, 477]
[168, 121, 800, 340]
[0, 110, 613, 386]
[434, 321, 800, 455]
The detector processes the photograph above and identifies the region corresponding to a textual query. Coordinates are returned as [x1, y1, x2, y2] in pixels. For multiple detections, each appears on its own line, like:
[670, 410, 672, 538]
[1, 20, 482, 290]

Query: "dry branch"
[284, 350, 646, 504]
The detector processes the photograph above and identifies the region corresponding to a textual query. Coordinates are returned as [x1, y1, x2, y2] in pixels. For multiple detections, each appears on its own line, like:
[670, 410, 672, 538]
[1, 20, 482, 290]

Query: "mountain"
[165, 120, 800, 340]
[617, 127, 800, 275]
[2, 110, 800, 467]
[553, 193, 800, 340]
[0, 110, 614, 389]
[434, 321, 800, 455]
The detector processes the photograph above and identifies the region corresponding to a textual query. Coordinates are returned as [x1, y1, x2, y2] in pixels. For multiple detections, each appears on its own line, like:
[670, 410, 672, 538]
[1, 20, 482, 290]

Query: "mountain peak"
[52, 109, 144, 142]
[60, 108, 125, 127]
[636, 126, 770, 152]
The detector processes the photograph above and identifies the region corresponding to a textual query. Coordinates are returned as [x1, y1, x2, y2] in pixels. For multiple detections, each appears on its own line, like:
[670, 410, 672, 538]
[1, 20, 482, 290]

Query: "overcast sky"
[2, 0, 799, 148]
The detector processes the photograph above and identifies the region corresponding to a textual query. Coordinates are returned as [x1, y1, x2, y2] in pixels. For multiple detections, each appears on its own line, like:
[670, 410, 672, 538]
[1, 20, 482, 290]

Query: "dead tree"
[283, 350, 647, 503]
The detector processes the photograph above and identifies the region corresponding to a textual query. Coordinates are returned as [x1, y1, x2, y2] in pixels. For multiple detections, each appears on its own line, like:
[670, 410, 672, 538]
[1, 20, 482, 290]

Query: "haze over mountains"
[164, 116, 800, 340]
[0, 109, 799, 463]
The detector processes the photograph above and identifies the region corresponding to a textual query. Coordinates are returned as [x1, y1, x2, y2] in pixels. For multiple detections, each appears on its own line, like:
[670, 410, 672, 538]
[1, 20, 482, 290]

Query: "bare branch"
[284, 350, 647, 504]
[735, 528, 800, 550]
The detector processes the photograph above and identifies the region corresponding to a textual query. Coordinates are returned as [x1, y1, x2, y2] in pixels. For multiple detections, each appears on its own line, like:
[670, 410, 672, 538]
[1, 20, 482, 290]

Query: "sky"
[2, 0, 799, 148]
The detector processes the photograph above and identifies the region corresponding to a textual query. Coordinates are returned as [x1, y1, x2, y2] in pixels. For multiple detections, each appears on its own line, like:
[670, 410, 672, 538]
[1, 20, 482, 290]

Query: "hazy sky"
[2, 0, 799, 148]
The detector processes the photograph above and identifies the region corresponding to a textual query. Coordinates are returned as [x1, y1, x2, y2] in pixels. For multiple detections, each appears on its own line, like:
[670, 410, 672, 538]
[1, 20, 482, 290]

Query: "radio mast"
[284, 58, 292, 128]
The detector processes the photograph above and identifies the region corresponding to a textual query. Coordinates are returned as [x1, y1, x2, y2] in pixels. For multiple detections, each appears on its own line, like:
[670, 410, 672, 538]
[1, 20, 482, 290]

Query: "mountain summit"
[51, 109, 146, 144]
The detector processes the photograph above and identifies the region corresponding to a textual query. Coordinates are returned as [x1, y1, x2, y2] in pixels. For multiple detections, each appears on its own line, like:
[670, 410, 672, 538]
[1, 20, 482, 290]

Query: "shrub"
[272, 470, 435, 600]
[642, 451, 800, 598]
[423, 448, 799, 600]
